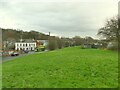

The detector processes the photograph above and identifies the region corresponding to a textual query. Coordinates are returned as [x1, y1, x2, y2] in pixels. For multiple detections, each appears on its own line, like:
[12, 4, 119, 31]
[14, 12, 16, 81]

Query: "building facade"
[15, 42, 36, 51]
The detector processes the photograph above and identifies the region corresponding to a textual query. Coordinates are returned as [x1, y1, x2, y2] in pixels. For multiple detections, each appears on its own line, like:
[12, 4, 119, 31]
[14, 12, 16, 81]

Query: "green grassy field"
[2, 46, 118, 88]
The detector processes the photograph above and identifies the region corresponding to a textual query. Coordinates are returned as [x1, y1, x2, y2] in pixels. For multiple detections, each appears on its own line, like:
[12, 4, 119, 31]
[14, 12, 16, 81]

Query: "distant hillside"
[2, 28, 50, 41]
[1, 28, 99, 51]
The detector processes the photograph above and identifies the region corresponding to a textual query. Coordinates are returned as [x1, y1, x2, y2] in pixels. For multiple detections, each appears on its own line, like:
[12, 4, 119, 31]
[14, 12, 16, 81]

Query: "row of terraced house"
[3, 39, 48, 51]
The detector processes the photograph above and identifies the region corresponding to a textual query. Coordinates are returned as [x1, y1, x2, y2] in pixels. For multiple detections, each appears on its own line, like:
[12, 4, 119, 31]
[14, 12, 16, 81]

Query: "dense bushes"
[47, 37, 71, 50]
[47, 37, 58, 50]
[47, 36, 98, 51]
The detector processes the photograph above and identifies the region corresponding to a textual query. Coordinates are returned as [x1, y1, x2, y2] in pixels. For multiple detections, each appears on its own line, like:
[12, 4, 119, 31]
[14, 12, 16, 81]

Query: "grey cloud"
[0, 1, 117, 38]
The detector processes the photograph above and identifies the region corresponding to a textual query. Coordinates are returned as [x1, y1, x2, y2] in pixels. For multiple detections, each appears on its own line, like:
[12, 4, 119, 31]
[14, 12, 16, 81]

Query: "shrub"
[107, 41, 118, 50]
[48, 38, 57, 50]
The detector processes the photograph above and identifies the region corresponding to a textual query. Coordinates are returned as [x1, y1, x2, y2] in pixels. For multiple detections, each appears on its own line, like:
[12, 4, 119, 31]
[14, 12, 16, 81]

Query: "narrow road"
[2, 50, 48, 62]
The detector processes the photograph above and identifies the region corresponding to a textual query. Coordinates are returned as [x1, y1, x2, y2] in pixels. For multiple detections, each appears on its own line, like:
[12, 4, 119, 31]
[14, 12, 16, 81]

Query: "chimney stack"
[49, 32, 50, 36]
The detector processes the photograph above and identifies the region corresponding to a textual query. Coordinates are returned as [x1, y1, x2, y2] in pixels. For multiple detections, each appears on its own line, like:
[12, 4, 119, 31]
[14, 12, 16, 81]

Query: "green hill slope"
[2, 47, 118, 88]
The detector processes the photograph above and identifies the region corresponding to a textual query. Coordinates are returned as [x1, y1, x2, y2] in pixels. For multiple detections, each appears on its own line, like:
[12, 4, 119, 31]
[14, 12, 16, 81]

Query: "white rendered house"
[15, 42, 36, 51]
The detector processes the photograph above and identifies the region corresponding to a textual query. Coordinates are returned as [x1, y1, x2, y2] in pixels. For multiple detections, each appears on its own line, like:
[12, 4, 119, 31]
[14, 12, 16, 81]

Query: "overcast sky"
[0, 0, 119, 39]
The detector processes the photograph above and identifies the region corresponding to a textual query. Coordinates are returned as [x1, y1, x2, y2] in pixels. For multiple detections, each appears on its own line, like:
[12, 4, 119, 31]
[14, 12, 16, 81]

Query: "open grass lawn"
[2, 47, 118, 88]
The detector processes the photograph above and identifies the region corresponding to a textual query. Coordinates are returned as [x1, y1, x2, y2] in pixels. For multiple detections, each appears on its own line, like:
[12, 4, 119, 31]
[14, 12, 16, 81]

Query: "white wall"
[15, 42, 36, 51]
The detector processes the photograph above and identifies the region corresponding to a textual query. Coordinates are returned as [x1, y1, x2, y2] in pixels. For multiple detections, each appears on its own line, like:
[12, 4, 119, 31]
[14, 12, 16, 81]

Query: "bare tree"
[97, 16, 120, 50]
[98, 16, 119, 42]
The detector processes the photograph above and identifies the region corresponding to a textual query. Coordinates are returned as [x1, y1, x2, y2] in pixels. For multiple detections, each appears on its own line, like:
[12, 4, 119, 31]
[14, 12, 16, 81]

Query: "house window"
[26, 44, 27, 46]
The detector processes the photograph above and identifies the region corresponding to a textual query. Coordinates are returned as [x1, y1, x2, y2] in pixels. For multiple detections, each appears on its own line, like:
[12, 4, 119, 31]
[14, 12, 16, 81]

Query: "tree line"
[1, 28, 50, 41]
[1, 28, 98, 50]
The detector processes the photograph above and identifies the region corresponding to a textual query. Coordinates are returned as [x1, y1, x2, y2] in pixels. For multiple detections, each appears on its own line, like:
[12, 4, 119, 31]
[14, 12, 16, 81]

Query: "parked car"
[24, 50, 29, 53]
[8, 51, 14, 55]
[11, 52, 19, 56]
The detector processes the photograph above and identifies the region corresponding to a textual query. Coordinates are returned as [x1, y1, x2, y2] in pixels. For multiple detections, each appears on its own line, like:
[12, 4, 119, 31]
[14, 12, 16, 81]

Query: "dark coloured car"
[24, 50, 29, 53]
